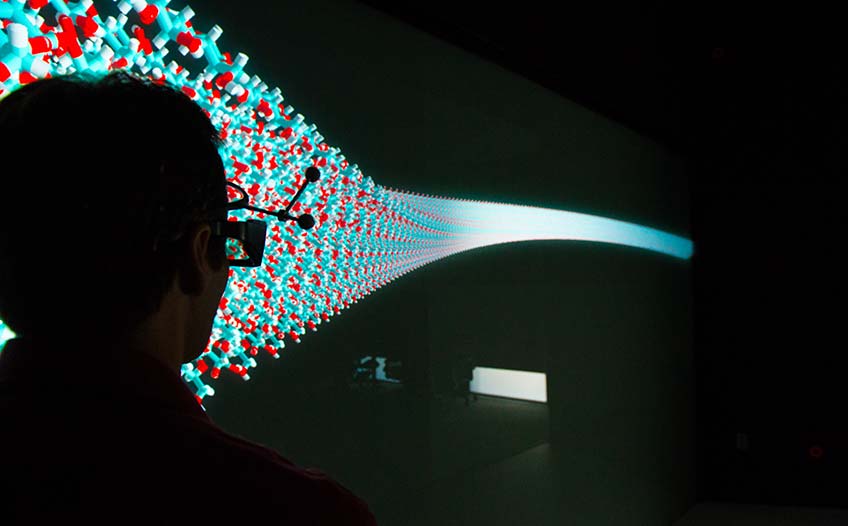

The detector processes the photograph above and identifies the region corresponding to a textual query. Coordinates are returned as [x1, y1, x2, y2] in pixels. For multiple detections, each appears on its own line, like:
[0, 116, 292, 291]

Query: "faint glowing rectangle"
[469, 367, 547, 403]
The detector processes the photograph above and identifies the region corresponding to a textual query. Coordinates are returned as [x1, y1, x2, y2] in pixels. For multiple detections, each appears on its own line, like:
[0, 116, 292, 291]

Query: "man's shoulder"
[178, 422, 377, 523]
[0, 405, 377, 524]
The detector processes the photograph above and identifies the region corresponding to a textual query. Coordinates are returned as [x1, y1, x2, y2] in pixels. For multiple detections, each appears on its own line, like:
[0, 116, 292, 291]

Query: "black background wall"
[688, 47, 847, 508]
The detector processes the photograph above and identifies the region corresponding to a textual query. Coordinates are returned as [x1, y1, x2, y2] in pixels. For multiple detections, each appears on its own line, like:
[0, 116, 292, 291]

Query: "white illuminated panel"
[469, 367, 547, 403]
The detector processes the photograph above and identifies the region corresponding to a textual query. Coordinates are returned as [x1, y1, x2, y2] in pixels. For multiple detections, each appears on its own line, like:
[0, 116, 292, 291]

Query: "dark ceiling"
[356, 1, 709, 156]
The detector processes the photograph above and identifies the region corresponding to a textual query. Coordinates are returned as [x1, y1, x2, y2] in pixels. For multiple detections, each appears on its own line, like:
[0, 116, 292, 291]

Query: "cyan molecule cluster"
[0, 0, 692, 404]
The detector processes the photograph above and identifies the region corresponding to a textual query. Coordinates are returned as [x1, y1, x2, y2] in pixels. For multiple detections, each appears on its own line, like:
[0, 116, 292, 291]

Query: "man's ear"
[177, 223, 213, 296]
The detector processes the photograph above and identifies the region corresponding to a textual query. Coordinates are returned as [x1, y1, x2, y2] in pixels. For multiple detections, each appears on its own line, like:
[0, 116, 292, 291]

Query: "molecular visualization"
[0, 0, 693, 406]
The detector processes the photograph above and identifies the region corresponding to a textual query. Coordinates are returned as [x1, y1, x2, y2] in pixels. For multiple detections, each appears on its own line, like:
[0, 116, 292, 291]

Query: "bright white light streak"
[390, 191, 694, 261]
[469, 367, 548, 403]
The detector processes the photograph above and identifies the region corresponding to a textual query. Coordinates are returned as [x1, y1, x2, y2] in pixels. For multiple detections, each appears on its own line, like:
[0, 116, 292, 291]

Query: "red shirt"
[0, 337, 377, 524]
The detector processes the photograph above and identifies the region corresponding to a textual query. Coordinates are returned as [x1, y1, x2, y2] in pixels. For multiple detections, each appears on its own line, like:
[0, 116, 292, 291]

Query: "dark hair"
[0, 71, 227, 340]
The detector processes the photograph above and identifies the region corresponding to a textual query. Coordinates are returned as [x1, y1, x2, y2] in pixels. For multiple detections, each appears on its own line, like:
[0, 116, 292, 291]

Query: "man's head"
[0, 71, 230, 364]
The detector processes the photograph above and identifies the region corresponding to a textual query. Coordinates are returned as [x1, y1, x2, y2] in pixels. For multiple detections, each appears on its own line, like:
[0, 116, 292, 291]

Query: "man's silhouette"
[0, 71, 376, 524]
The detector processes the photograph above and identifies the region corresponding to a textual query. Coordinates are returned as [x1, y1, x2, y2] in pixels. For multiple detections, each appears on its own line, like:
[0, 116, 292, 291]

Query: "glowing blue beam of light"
[388, 191, 693, 262]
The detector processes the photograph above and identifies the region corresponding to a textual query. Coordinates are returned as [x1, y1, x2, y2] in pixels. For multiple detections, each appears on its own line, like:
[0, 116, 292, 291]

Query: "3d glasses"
[209, 166, 321, 267]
